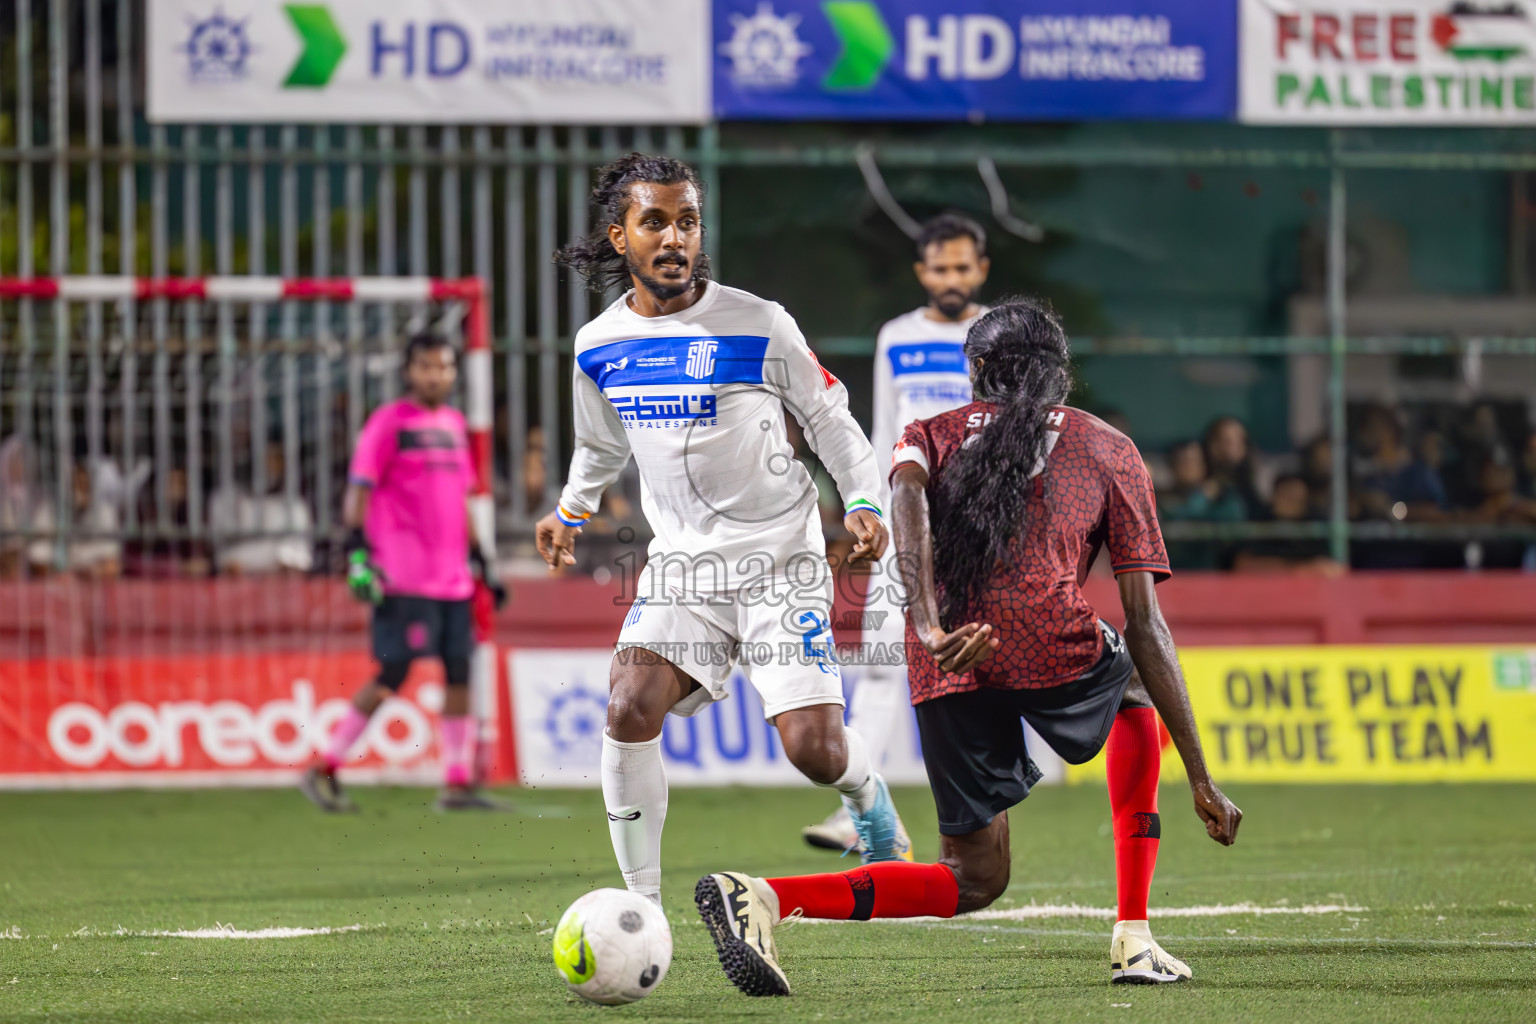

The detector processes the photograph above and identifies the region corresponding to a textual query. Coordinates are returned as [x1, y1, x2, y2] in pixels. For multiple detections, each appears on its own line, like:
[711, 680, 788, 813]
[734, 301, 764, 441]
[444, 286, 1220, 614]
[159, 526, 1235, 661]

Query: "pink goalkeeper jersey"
[349, 399, 474, 601]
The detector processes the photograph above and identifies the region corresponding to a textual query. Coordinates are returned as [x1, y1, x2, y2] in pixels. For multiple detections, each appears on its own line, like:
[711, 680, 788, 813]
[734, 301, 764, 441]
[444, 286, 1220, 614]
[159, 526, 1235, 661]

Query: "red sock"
[1107, 707, 1161, 921]
[767, 862, 959, 921]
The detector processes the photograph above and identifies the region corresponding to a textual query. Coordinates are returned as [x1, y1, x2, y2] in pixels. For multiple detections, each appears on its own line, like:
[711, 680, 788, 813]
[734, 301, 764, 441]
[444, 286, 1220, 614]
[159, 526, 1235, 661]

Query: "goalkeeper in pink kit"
[301, 333, 507, 812]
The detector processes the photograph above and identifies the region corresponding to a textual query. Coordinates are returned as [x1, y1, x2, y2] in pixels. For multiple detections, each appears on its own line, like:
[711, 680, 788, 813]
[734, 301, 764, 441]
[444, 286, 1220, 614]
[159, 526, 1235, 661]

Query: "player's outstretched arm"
[540, 350, 633, 572]
[891, 462, 998, 674]
[1117, 571, 1242, 846]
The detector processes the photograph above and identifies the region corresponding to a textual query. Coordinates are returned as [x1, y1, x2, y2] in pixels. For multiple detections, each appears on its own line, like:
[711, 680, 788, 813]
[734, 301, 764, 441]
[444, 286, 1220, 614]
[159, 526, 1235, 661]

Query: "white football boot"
[695, 872, 791, 997]
[801, 805, 859, 852]
[1111, 920, 1192, 984]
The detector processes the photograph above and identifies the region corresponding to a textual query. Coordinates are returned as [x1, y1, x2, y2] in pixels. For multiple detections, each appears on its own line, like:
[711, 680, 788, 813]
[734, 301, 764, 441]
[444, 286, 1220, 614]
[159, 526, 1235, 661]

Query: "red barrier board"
[0, 652, 448, 785]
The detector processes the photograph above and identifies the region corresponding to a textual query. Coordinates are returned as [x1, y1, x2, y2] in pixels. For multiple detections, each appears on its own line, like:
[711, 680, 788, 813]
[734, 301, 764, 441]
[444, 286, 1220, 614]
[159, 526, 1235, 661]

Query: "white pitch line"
[804, 902, 1368, 925]
[144, 924, 372, 940]
[56, 923, 376, 940]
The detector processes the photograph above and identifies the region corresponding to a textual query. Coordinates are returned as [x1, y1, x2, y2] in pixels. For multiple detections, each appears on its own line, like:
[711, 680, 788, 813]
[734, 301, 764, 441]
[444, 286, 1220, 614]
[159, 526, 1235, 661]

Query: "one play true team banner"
[1240, 0, 1536, 124]
[712, 0, 1237, 121]
[1069, 645, 1536, 784]
[147, 0, 711, 124]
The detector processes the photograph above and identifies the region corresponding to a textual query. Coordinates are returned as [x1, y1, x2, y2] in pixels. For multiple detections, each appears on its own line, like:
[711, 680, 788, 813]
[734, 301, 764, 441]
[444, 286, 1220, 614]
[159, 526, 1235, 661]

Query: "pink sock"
[324, 708, 371, 772]
[440, 716, 473, 788]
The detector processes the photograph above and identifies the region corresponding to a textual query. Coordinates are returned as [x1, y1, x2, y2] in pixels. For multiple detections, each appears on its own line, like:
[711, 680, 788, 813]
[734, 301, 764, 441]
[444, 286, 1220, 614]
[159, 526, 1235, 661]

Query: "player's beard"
[627, 248, 693, 302]
[931, 287, 973, 320]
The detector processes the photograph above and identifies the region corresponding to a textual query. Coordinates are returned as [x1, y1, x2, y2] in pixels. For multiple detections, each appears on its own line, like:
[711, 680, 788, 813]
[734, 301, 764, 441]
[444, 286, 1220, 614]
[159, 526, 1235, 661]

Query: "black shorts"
[914, 621, 1135, 836]
[371, 596, 473, 667]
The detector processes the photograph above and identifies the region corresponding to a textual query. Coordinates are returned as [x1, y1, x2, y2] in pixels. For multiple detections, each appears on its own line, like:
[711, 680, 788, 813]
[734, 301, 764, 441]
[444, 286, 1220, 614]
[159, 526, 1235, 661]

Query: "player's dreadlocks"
[553, 153, 713, 294]
[930, 299, 1073, 626]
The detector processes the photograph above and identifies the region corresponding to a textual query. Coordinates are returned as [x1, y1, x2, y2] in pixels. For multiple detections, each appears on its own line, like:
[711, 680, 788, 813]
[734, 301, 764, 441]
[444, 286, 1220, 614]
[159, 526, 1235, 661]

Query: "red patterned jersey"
[891, 402, 1169, 703]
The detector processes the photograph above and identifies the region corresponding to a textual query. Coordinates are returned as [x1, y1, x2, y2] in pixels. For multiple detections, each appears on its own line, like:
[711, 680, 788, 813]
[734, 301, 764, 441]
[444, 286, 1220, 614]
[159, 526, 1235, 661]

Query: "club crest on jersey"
[685, 338, 718, 379]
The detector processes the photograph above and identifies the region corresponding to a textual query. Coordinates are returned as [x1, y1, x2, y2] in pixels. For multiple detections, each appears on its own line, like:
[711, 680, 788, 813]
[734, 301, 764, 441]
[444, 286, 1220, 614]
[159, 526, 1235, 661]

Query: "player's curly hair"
[553, 153, 713, 294]
[930, 299, 1073, 626]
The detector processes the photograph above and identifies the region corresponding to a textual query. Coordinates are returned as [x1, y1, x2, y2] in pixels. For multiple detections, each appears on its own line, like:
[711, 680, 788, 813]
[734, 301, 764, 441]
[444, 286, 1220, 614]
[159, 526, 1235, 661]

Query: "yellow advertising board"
[1065, 646, 1536, 783]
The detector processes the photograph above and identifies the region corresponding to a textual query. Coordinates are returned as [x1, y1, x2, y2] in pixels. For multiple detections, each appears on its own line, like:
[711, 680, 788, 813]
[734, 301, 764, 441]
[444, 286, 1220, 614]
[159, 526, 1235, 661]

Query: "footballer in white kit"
[537, 154, 914, 916]
[803, 214, 992, 853]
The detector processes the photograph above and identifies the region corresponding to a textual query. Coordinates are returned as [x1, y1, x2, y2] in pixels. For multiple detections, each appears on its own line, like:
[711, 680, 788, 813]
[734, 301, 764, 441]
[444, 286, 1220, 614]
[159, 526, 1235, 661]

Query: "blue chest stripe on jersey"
[578, 335, 769, 390]
[887, 340, 968, 378]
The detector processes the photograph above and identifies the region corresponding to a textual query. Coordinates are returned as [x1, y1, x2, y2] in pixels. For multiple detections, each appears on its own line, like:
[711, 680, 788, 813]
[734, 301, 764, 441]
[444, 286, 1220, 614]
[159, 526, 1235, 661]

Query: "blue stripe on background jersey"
[887, 340, 967, 378]
[578, 335, 770, 390]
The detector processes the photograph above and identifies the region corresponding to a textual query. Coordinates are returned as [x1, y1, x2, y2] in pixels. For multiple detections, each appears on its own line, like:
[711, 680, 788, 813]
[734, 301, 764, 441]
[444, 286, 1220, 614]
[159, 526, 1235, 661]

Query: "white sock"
[820, 727, 878, 815]
[601, 731, 668, 899]
[847, 667, 907, 772]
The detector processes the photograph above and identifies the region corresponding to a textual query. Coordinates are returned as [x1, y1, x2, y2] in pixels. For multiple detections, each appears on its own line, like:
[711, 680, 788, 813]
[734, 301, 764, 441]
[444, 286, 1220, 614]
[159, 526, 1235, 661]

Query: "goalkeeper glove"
[345, 528, 384, 605]
[469, 544, 508, 611]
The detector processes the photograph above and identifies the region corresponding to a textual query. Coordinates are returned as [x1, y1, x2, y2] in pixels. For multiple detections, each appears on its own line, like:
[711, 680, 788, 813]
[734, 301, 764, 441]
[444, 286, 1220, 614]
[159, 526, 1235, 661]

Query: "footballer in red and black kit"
[696, 299, 1243, 999]
[893, 402, 1168, 703]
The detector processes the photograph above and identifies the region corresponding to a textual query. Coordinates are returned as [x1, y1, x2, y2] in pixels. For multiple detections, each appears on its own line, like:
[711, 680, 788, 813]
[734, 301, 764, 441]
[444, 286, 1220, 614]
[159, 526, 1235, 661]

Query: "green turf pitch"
[0, 784, 1531, 1023]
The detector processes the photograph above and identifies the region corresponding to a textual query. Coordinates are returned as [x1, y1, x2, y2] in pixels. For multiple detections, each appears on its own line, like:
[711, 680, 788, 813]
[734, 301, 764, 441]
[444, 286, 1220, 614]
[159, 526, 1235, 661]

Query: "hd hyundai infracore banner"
[712, 0, 1238, 120]
[147, 0, 711, 123]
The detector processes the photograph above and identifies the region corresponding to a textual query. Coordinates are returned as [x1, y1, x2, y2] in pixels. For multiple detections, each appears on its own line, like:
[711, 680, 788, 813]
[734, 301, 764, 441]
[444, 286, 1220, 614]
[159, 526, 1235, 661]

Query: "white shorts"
[614, 566, 845, 720]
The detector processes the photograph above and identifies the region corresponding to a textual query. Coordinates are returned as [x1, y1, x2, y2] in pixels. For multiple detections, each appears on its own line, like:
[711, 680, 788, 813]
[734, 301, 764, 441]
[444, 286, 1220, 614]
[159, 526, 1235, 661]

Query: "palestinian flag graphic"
[1432, 2, 1536, 62]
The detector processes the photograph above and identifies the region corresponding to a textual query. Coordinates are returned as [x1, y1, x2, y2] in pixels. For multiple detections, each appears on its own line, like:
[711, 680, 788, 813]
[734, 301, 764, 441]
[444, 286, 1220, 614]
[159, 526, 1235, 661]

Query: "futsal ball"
[552, 888, 672, 1005]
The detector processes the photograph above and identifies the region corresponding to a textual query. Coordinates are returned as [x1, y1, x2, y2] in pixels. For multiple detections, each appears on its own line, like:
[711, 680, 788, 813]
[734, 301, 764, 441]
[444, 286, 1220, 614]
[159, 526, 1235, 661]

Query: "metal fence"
[4, 1, 1536, 576]
[0, 0, 718, 567]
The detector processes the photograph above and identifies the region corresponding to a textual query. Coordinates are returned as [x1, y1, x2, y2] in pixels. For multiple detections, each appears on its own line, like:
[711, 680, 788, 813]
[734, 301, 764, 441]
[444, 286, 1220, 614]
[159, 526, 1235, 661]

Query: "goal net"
[0, 276, 504, 789]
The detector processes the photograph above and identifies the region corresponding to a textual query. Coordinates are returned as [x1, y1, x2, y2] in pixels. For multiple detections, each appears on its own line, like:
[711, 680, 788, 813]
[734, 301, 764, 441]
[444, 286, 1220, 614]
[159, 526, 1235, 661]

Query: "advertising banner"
[0, 653, 450, 787]
[1068, 645, 1536, 783]
[509, 649, 957, 787]
[1240, 0, 1536, 124]
[713, 0, 1236, 121]
[147, 0, 710, 124]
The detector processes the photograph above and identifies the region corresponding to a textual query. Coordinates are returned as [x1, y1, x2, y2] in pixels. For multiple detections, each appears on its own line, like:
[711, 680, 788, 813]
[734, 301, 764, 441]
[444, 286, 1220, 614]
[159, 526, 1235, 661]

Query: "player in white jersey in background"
[537, 155, 913, 937]
[803, 214, 992, 853]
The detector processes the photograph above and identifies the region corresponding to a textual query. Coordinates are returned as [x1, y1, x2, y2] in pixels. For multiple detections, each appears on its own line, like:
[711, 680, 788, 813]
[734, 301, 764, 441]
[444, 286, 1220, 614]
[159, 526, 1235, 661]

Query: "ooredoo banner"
[1067, 645, 1536, 783]
[1240, 0, 1536, 123]
[0, 653, 450, 787]
[713, 0, 1237, 121]
[147, 0, 711, 124]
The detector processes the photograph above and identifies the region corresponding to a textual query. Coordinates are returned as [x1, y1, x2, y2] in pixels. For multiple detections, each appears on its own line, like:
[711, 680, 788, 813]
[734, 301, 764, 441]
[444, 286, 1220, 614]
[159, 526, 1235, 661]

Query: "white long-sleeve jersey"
[871, 306, 987, 497]
[556, 282, 883, 589]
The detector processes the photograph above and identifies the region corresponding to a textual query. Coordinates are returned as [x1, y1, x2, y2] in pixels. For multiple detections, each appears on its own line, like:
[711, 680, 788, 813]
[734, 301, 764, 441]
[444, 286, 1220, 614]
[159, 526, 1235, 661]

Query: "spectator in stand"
[1352, 405, 1452, 570]
[1300, 435, 1334, 521]
[1232, 473, 1342, 576]
[1460, 403, 1513, 471]
[1462, 456, 1536, 569]
[208, 440, 316, 575]
[1203, 416, 1262, 520]
[1353, 406, 1449, 523]
[1157, 439, 1245, 570]
[1520, 433, 1536, 502]
[26, 461, 123, 579]
[0, 436, 35, 578]
[1415, 428, 1458, 504]
[129, 465, 212, 577]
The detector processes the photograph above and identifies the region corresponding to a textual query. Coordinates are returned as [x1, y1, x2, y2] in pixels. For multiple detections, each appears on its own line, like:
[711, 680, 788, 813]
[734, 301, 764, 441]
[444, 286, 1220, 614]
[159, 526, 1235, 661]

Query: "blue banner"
[713, 0, 1237, 121]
